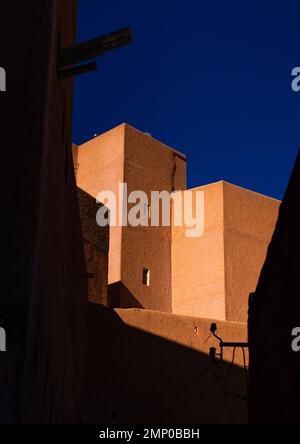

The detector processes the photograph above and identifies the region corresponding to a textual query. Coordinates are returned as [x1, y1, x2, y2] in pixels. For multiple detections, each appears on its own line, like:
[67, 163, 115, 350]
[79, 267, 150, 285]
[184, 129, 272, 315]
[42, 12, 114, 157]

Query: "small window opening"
[143, 268, 150, 286]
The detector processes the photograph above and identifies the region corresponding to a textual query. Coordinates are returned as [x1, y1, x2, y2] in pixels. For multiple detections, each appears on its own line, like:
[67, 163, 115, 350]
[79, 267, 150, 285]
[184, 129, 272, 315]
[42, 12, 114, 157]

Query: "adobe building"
[75, 124, 186, 312]
[76, 123, 280, 323]
[172, 181, 280, 322]
[73, 124, 282, 424]
[2, 0, 292, 423]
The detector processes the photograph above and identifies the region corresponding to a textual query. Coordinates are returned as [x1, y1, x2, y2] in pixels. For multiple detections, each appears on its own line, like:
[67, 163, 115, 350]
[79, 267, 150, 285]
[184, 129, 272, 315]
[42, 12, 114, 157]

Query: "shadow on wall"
[109, 282, 143, 309]
[249, 149, 300, 424]
[86, 303, 248, 424]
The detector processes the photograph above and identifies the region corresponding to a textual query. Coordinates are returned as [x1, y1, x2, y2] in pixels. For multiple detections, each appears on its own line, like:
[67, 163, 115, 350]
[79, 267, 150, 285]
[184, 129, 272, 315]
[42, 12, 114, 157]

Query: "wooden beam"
[59, 62, 98, 79]
[59, 27, 132, 68]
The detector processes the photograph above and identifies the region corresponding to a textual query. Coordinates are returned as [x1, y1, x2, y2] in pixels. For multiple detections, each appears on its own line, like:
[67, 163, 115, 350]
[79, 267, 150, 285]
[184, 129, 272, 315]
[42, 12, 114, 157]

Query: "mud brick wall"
[78, 188, 109, 306]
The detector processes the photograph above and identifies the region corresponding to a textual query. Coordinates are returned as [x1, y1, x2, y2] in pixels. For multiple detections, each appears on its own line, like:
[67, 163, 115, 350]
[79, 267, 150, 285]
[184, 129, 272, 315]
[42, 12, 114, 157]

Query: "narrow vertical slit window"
[143, 268, 150, 286]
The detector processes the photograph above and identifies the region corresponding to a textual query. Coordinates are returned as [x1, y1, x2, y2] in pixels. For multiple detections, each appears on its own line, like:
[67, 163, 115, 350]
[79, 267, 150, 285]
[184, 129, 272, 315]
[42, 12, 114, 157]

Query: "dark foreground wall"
[0, 1, 88, 423]
[249, 150, 300, 423]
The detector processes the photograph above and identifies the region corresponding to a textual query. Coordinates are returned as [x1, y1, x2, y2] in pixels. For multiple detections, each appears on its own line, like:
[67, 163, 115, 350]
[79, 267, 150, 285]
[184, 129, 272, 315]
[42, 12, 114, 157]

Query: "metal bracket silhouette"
[209, 323, 249, 363]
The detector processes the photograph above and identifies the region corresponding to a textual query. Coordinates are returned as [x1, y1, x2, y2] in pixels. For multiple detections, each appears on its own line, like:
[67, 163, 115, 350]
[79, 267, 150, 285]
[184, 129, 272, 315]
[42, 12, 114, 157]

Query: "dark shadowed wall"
[0, 0, 88, 424]
[249, 150, 300, 423]
[78, 188, 109, 306]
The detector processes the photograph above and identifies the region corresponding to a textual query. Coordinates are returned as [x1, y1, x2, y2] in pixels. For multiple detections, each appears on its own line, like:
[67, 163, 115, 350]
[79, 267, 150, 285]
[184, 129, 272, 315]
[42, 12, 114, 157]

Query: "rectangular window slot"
[143, 268, 150, 286]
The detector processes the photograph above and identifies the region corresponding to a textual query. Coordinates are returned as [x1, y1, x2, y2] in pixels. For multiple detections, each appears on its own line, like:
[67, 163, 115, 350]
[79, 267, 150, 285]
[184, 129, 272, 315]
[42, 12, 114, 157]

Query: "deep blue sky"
[73, 0, 300, 200]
